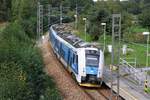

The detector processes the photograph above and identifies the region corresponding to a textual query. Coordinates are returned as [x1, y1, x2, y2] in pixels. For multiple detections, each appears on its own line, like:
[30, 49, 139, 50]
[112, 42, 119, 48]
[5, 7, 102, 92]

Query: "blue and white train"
[49, 24, 104, 87]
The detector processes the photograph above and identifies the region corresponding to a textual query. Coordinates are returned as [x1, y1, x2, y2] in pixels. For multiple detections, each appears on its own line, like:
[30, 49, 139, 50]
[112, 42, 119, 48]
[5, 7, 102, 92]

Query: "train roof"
[52, 23, 99, 49]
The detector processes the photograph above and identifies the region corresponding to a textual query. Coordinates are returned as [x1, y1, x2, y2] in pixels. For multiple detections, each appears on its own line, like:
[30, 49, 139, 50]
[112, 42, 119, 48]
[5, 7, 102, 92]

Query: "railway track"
[82, 87, 108, 100]
[82, 83, 124, 100]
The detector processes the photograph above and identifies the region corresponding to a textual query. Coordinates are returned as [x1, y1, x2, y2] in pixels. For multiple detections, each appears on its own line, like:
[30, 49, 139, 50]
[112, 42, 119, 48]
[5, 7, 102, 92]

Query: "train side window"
[73, 54, 78, 73]
[73, 54, 75, 64]
[76, 55, 78, 64]
[67, 50, 70, 64]
[73, 54, 78, 64]
[59, 43, 62, 54]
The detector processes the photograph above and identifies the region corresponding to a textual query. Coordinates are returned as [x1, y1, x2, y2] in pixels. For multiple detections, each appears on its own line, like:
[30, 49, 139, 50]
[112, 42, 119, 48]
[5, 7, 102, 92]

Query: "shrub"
[0, 62, 29, 100]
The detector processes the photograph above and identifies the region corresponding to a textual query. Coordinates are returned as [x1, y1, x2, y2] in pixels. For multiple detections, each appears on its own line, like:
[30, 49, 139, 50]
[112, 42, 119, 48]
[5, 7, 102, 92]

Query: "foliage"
[1, 0, 150, 99]
[0, 22, 61, 100]
[11, 0, 37, 39]
[139, 9, 150, 29]
[43, 76, 62, 100]
[128, 26, 148, 33]
[0, 0, 11, 21]
[86, 6, 110, 40]
[144, 87, 150, 94]
[126, 1, 142, 15]
[0, 62, 28, 100]
[123, 26, 148, 43]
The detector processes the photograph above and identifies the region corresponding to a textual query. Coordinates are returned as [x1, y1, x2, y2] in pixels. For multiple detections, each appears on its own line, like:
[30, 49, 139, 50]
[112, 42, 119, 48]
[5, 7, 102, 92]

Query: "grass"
[74, 23, 149, 67]
[99, 35, 150, 67]
[0, 22, 8, 32]
[128, 26, 148, 34]
[75, 30, 93, 42]
[73, 23, 93, 42]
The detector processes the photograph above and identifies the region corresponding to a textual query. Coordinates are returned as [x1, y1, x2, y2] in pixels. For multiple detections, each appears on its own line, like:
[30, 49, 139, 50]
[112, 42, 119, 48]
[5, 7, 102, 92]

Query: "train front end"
[77, 48, 104, 87]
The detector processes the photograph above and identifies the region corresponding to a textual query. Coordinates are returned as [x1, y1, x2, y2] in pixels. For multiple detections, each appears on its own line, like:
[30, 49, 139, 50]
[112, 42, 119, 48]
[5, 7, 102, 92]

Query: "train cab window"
[85, 50, 99, 67]
[86, 55, 99, 67]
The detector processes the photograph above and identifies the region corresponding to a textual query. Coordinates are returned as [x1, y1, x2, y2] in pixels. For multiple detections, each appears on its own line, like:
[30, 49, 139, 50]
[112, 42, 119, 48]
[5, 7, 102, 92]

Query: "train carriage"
[49, 24, 104, 87]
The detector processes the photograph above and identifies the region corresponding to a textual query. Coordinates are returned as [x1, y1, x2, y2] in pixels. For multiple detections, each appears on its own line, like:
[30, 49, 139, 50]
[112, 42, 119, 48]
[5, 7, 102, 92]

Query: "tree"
[11, 0, 37, 38]
[87, 7, 110, 40]
[0, 0, 11, 21]
[139, 9, 150, 30]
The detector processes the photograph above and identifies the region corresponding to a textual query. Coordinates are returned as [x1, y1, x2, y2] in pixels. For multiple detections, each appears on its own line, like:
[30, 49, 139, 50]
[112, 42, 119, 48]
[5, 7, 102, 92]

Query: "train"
[49, 23, 104, 87]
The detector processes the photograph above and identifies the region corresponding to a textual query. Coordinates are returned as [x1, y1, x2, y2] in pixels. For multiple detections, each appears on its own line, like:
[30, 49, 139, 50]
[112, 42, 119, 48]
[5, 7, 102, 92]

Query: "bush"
[0, 62, 29, 100]
[123, 26, 148, 43]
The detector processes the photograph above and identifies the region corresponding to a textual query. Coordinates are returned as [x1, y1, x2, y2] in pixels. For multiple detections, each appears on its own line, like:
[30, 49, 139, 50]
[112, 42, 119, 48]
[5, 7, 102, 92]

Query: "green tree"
[11, 0, 37, 38]
[139, 9, 150, 29]
[0, 0, 11, 21]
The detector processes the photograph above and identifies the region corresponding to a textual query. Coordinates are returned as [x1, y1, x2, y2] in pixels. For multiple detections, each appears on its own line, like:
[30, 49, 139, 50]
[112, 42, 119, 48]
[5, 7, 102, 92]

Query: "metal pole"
[48, 4, 51, 27]
[101, 23, 106, 52]
[111, 14, 121, 100]
[37, 2, 39, 41]
[37, 2, 43, 41]
[40, 5, 43, 38]
[110, 15, 115, 100]
[60, 4, 62, 24]
[146, 33, 149, 80]
[83, 18, 87, 41]
[75, 4, 78, 29]
[111, 17, 115, 64]
[117, 15, 121, 100]
[104, 24, 106, 52]
[85, 19, 87, 41]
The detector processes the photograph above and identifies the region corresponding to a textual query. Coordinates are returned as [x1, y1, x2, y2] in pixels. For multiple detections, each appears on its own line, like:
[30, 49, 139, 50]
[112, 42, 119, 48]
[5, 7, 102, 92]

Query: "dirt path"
[39, 35, 92, 100]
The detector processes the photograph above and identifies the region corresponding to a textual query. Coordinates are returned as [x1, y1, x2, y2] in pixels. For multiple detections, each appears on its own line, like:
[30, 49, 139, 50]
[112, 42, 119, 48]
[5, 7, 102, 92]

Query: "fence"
[120, 58, 145, 85]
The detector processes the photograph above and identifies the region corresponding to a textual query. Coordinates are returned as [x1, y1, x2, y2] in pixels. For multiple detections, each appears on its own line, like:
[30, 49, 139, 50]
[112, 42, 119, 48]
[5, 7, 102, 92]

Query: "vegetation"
[144, 87, 150, 94]
[0, 0, 11, 21]
[0, 0, 62, 99]
[98, 34, 150, 67]
[1, 0, 150, 99]
[71, 0, 150, 67]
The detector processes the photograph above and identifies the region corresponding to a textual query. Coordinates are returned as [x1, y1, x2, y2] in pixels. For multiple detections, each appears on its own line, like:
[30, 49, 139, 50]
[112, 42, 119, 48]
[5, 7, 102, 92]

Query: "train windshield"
[85, 50, 99, 67]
